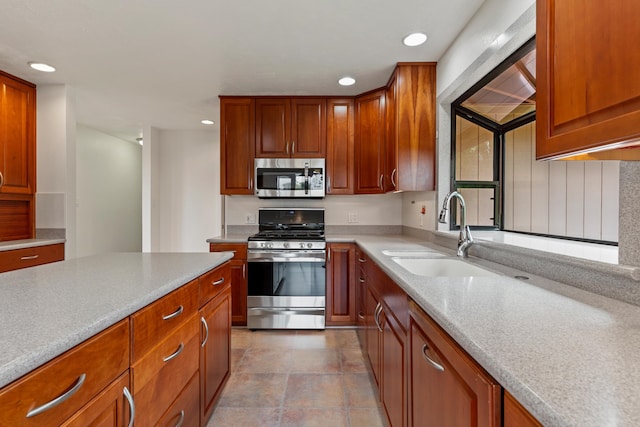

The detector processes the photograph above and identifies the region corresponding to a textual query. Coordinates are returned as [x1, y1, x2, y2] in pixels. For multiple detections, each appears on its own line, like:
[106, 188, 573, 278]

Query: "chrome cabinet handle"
[327, 176, 331, 193]
[249, 177, 253, 191]
[391, 168, 397, 188]
[422, 344, 445, 372]
[201, 316, 209, 347]
[358, 311, 365, 320]
[242, 263, 246, 278]
[175, 410, 185, 427]
[358, 257, 365, 263]
[291, 140, 295, 154]
[212, 277, 225, 286]
[123, 386, 135, 427]
[358, 277, 365, 283]
[162, 305, 184, 321]
[21, 255, 39, 260]
[163, 343, 184, 362]
[26, 373, 86, 418]
[379, 174, 384, 190]
[0, 171, 3, 189]
[286, 141, 290, 155]
[373, 303, 383, 333]
[327, 249, 331, 264]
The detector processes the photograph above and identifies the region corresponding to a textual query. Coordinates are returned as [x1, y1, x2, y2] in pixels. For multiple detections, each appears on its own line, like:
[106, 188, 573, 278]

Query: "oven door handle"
[247, 255, 326, 263]
[248, 307, 325, 316]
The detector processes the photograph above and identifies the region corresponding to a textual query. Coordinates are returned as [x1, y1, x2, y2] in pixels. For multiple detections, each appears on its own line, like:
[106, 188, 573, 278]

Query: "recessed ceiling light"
[201, 119, 214, 125]
[338, 77, 356, 86]
[28, 62, 56, 72]
[403, 33, 428, 47]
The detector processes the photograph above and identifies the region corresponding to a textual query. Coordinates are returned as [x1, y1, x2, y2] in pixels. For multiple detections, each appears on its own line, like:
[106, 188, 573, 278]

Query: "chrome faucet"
[438, 191, 474, 258]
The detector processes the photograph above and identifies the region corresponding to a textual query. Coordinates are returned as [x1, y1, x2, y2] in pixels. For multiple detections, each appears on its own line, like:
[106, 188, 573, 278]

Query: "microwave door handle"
[304, 162, 309, 194]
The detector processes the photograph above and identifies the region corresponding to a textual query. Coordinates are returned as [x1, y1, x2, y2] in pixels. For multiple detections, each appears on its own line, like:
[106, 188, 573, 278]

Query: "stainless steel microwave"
[254, 158, 325, 198]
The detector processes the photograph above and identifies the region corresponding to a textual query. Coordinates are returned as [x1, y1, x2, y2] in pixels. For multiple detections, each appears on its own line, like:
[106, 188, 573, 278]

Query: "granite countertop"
[0, 238, 66, 252]
[350, 235, 640, 427]
[0, 252, 233, 389]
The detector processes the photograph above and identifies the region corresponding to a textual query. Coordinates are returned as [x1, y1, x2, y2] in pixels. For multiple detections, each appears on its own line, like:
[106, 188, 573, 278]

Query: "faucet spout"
[438, 191, 474, 258]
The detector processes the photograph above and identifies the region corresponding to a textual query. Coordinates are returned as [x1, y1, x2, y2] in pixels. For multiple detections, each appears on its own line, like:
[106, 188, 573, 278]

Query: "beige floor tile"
[230, 348, 246, 372]
[207, 407, 281, 427]
[349, 407, 387, 427]
[289, 349, 341, 373]
[218, 373, 288, 407]
[344, 373, 380, 407]
[284, 374, 345, 407]
[280, 408, 349, 427]
[340, 347, 369, 373]
[231, 328, 254, 349]
[236, 348, 293, 373]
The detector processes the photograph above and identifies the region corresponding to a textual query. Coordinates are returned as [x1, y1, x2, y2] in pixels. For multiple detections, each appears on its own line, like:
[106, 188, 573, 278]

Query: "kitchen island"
[0, 251, 233, 426]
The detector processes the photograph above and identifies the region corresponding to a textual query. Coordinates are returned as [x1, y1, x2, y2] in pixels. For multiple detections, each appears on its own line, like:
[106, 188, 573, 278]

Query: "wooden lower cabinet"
[157, 372, 200, 427]
[199, 282, 232, 425]
[61, 372, 132, 427]
[365, 285, 382, 387]
[380, 304, 407, 427]
[209, 243, 248, 326]
[326, 242, 356, 325]
[0, 242, 65, 273]
[408, 300, 500, 426]
[503, 391, 542, 427]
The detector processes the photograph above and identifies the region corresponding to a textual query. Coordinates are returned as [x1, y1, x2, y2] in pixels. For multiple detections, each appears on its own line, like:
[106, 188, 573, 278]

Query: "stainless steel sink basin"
[392, 257, 498, 277]
[381, 249, 445, 258]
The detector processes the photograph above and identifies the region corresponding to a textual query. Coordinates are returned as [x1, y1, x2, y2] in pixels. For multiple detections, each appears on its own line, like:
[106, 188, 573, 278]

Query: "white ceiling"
[0, 0, 485, 142]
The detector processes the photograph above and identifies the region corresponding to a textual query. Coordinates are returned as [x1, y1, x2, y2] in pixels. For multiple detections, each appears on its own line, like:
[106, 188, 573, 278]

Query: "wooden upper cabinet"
[326, 98, 355, 194]
[388, 63, 437, 191]
[255, 97, 326, 158]
[220, 97, 255, 195]
[0, 71, 36, 196]
[536, 0, 640, 160]
[355, 89, 386, 194]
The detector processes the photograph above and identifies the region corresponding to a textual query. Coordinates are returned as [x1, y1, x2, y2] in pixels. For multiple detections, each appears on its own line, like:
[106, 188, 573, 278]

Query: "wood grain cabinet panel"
[220, 97, 255, 195]
[536, 0, 640, 159]
[0, 242, 64, 273]
[503, 391, 542, 427]
[209, 243, 248, 326]
[199, 281, 231, 425]
[326, 242, 356, 326]
[157, 371, 200, 427]
[0, 319, 130, 427]
[408, 300, 500, 427]
[355, 89, 386, 194]
[198, 261, 232, 307]
[326, 98, 355, 194]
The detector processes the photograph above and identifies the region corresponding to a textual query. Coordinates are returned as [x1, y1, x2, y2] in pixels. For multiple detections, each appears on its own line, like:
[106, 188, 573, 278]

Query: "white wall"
[401, 191, 437, 230]
[225, 193, 402, 227]
[76, 125, 142, 256]
[36, 84, 77, 257]
[154, 130, 220, 252]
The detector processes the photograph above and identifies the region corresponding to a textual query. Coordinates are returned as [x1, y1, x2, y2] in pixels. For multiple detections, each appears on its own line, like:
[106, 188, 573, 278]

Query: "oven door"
[247, 249, 326, 329]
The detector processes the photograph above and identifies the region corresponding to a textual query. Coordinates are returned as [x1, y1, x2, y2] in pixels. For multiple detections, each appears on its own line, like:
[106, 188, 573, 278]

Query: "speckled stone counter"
[206, 234, 252, 244]
[350, 235, 640, 427]
[0, 238, 66, 252]
[0, 252, 233, 389]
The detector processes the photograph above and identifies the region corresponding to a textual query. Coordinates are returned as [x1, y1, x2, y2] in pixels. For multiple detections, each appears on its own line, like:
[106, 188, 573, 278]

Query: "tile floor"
[207, 328, 388, 427]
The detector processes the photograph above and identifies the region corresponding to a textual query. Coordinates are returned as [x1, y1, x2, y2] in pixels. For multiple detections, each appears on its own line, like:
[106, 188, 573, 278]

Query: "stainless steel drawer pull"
[0, 171, 3, 189]
[162, 305, 184, 320]
[201, 316, 209, 347]
[358, 277, 365, 283]
[358, 311, 365, 320]
[26, 373, 86, 418]
[123, 386, 135, 427]
[422, 344, 445, 372]
[21, 255, 39, 260]
[175, 410, 185, 427]
[212, 277, 225, 286]
[163, 343, 184, 362]
[358, 257, 366, 263]
[374, 303, 383, 333]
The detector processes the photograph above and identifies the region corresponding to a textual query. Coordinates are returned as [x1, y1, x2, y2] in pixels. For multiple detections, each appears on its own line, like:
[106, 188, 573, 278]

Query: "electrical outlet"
[245, 213, 256, 224]
[348, 212, 358, 223]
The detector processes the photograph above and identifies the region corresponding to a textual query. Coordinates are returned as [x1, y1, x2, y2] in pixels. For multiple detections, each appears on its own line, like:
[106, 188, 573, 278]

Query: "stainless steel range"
[247, 208, 326, 329]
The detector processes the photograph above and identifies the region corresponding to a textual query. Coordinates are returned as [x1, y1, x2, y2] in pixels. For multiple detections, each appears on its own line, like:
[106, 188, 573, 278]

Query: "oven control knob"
[283, 242, 290, 249]
[307, 243, 313, 249]
[267, 242, 273, 249]
[299, 242, 305, 249]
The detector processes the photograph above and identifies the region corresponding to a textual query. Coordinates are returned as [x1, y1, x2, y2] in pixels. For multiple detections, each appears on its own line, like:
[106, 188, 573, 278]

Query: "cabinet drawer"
[209, 243, 247, 259]
[131, 279, 198, 361]
[0, 243, 64, 273]
[156, 371, 200, 427]
[0, 319, 130, 426]
[198, 262, 232, 307]
[132, 314, 199, 427]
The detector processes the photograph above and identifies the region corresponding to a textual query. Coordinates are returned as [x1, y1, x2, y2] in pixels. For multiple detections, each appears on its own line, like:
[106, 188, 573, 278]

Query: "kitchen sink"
[392, 257, 499, 277]
[381, 249, 446, 258]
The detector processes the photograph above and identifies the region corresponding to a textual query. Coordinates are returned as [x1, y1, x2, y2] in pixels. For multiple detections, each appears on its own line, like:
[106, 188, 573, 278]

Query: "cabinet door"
[200, 283, 232, 425]
[355, 89, 386, 194]
[0, 72, 35, 195]
[365, 285, 382, 387]
[255, 98, 290, 157]
[220, 97, 255, 195]
[381, 309, 406, 427]
[536, 0, 640, 159]
[326, 98, 355, 194]
[290, 98, 326, 158]
[229, 259, 247, 326]
[61, 372, 132, 427]
[503, 391, 542, 427]
[326, 243, 355, 326]
[394, 63, 436, 191]
[385, 74, 398, 192]
[355, 250, 367, 347]
[409, 302, 500, 427]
